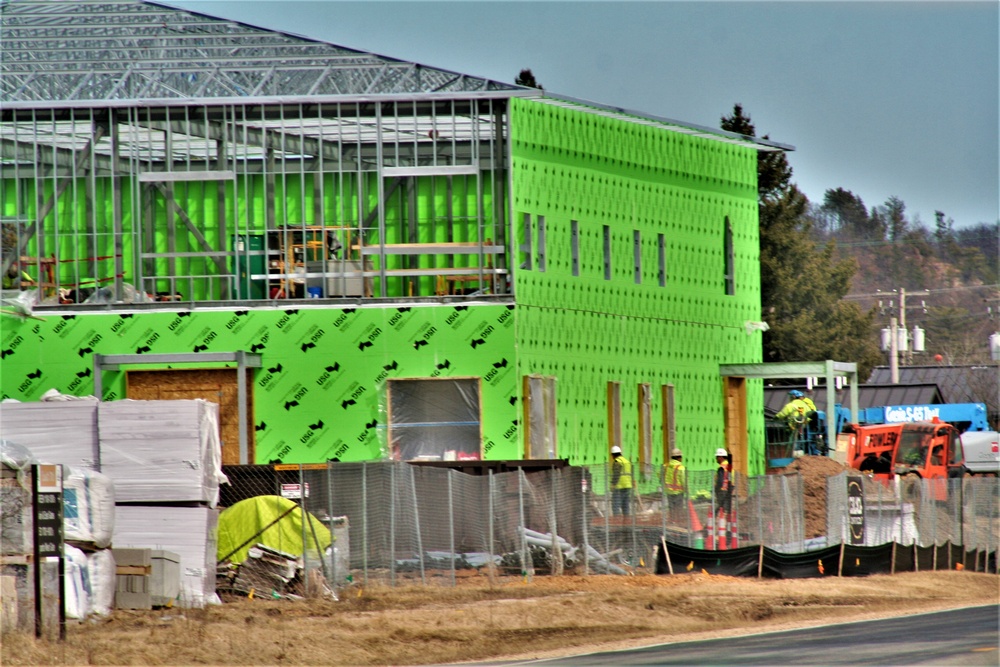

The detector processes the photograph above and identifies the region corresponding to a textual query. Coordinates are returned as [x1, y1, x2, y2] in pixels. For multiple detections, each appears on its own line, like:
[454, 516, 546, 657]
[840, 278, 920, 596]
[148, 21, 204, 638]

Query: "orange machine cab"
[844, 418, 965, 501]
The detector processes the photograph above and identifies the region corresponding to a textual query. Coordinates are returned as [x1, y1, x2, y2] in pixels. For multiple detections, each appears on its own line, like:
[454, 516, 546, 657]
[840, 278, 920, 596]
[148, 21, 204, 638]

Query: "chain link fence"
[826, 472, 1000, 557]
[219, 462, 809, 587]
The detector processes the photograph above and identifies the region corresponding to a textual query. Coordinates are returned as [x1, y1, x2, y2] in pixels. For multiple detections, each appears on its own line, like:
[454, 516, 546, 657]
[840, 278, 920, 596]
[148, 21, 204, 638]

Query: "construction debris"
[217, 543, 335, 601]
[517, 527, 629, 576]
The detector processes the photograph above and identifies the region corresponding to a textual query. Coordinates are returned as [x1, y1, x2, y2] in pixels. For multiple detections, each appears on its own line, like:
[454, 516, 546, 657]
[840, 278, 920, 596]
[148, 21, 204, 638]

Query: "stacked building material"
[114, 505, 219, 607]
[104, 400, 225, 607]
[0, 399, 100, 471]
[99, 399, 227, 506]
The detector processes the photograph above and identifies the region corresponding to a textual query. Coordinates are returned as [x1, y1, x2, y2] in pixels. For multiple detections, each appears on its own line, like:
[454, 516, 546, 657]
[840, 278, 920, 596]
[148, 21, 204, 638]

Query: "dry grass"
[2, 571, 996, 666]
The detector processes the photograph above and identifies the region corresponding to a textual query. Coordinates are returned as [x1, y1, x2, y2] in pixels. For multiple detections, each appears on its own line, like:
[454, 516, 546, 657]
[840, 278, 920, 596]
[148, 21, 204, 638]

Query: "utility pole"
[897, 288, 929, 365]
[846, 288, 931, 382]
[889, 317, 899, 384]
[873, 288, 929, 378]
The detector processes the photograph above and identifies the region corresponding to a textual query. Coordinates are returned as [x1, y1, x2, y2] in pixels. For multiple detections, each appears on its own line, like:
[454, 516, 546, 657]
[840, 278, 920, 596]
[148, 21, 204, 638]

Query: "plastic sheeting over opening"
[387, 378, 481, 461]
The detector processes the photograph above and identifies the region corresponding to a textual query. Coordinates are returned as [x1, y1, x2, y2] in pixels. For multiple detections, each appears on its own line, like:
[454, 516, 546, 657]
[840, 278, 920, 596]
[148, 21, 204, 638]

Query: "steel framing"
[1, 0, 785, 308]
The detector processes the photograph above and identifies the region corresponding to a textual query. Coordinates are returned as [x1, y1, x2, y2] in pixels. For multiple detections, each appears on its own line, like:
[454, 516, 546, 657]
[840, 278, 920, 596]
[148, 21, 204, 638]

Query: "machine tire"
[961, 477, 975, 517]
[901, 475, 922, 505]
[901, 475, 923, 536]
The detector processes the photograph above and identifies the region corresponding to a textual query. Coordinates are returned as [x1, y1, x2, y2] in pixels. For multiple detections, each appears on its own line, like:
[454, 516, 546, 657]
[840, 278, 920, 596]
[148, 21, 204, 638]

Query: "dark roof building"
[867, 365, 998, 406]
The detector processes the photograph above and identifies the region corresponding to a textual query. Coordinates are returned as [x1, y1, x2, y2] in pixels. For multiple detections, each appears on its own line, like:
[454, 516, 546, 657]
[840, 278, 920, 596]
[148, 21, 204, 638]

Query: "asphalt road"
[510, 605, 1000, 666]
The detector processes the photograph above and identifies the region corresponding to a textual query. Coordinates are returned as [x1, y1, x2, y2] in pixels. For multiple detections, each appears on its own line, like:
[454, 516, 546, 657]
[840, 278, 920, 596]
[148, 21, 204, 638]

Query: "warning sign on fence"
[280, 483, 309, 499]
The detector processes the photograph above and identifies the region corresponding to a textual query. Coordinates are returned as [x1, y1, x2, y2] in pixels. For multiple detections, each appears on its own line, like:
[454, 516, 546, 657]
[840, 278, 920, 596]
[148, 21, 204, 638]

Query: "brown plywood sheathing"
[126, 369, 254, 465]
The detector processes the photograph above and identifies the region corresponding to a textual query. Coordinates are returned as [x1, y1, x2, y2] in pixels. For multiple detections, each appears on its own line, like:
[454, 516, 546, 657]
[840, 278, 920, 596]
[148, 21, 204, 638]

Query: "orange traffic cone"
[688, 500, 703, 532]
[715, 511, 728, 550]
[705, 515, 715, 550]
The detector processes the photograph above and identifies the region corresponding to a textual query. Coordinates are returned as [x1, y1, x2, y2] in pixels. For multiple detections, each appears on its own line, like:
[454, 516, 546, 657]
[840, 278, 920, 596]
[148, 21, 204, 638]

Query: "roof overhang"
[534, 94, 794, 153]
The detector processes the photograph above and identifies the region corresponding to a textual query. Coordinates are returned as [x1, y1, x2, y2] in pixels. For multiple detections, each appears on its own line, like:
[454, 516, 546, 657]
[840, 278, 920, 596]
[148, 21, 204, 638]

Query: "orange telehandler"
[840, 417, 966, 502]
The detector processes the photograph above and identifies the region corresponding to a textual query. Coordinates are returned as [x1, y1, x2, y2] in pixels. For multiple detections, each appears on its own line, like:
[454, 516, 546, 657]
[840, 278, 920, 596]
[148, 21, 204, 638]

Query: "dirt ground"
[3, 570, 997, 666]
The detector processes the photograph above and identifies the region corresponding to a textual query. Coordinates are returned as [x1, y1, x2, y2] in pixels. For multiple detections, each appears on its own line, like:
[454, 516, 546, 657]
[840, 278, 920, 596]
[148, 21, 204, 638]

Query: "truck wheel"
[901, 475, 922, 505]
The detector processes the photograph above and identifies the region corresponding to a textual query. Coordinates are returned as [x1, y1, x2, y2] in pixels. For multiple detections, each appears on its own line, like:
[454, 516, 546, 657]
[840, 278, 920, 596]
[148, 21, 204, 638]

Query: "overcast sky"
[172, 1, 999, 230]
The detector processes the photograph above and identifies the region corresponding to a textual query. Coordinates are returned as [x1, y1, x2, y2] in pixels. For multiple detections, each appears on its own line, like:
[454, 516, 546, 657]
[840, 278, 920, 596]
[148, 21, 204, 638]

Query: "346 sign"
[847, 477, 865, 545]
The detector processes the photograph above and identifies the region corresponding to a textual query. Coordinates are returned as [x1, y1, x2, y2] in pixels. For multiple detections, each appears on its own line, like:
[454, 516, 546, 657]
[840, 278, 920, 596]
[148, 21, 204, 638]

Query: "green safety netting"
[216, 495, 331, 564]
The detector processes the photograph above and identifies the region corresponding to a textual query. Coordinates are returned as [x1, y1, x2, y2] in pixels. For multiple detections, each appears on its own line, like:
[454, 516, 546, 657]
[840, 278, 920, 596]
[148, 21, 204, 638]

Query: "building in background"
[0, 0, 787, 477]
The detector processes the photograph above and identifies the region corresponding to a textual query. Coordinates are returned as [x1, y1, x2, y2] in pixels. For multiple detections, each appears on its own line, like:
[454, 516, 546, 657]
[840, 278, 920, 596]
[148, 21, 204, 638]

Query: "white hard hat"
[610, 445, 622, 455]
[671, 448, 683, 457]
[715, 448, 729, 458]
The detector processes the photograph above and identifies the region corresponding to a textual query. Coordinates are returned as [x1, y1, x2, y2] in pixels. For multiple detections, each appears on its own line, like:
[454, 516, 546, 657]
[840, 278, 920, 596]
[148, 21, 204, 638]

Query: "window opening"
[633, 230, 641, 284]
[523, 375, 558, 459]
[661, 384, 675, 463]
[603, 225, 611, 281]
[638, 383, 652, 475]
[387, 378, 481, 461]
[724, 216, 734, 295]
[571, 220, 579, 276]
[537, 215, 546, 272]
[607, 381, 621, 454]
[520, 213, 533, 270]
[657, 233, 666, 287]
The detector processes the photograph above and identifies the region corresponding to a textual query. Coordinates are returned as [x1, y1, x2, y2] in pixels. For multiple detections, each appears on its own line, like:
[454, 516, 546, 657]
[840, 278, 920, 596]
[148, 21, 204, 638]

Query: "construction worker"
[713, 448, 733, 515]
[713, 447, 734, 549]
[775, 389, 814, 448]
[801, 390, 817, 413]
[662, 448, 686, 523]
[609, 445, 633, 516]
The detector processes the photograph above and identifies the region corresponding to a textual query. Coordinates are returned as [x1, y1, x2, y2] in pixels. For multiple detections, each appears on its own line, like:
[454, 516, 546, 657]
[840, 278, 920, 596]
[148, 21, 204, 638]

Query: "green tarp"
[217, 495, 332, 564]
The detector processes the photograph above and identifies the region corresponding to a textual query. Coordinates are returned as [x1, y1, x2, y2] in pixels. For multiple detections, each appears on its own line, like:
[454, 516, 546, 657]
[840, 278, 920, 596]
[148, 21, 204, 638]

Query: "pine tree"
[721, 104, 883, 376]
[514, 69, 543, 90]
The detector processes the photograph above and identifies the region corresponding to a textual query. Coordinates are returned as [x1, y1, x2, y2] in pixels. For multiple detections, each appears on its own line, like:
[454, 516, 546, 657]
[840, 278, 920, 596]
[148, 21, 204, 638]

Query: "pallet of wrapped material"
[98, 400, 227, 506]
[113, 506, 219, 608]
[64, 467, 115, 548]
[0, 401, 100, 471]
[88, 549, 116, 616]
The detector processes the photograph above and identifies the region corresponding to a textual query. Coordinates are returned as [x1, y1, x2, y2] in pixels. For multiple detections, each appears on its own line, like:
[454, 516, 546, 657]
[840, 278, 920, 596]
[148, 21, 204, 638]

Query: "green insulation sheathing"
[1, 97, 767, 475]
[508, 98, 765, 475]
[0, 304, 518, 464]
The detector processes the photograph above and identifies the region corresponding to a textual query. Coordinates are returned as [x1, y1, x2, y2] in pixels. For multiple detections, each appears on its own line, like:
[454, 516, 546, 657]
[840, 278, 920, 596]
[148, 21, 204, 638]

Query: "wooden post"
[838, 541, 845, 577]
[758, 544, 764, 579]
[890, 540, 897, 575]
[660, 537, 674, 575]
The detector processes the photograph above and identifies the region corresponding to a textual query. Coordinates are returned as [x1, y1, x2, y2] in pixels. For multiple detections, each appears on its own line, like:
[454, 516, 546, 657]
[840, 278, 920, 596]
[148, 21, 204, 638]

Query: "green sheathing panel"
[509, 98, 765, 475]
[0, 303, 518, 463]
[1, 171, 494, 301]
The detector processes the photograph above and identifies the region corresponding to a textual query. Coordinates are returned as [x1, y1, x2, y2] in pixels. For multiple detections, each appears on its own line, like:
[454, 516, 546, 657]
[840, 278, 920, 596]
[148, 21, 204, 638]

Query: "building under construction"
[0, 0, 789, 478]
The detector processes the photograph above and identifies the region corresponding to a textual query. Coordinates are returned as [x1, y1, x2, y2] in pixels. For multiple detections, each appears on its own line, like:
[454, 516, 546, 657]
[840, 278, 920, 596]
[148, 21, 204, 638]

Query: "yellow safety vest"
[776, 398, 811, 426]
[663, 459, 685, 495]
[613, 456, 633, 490]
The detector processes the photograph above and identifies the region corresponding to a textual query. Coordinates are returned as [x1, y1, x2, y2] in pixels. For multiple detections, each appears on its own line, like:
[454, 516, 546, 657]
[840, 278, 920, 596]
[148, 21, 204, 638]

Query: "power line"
[844, 284, 999, 300]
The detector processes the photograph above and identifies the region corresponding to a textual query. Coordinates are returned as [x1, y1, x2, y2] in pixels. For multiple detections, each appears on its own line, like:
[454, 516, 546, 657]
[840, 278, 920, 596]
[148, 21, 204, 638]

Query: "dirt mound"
[781, 456, 849, 538]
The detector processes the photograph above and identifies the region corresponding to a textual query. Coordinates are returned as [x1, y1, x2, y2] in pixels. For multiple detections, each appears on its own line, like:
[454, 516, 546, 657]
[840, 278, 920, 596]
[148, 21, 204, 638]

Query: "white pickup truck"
[961, 430, 1000, 475]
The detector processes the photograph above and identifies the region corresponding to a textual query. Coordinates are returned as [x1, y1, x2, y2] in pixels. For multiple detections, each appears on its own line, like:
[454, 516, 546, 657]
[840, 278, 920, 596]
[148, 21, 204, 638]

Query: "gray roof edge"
[536, 92, 795, 152]
[1, 90, 541, 113]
